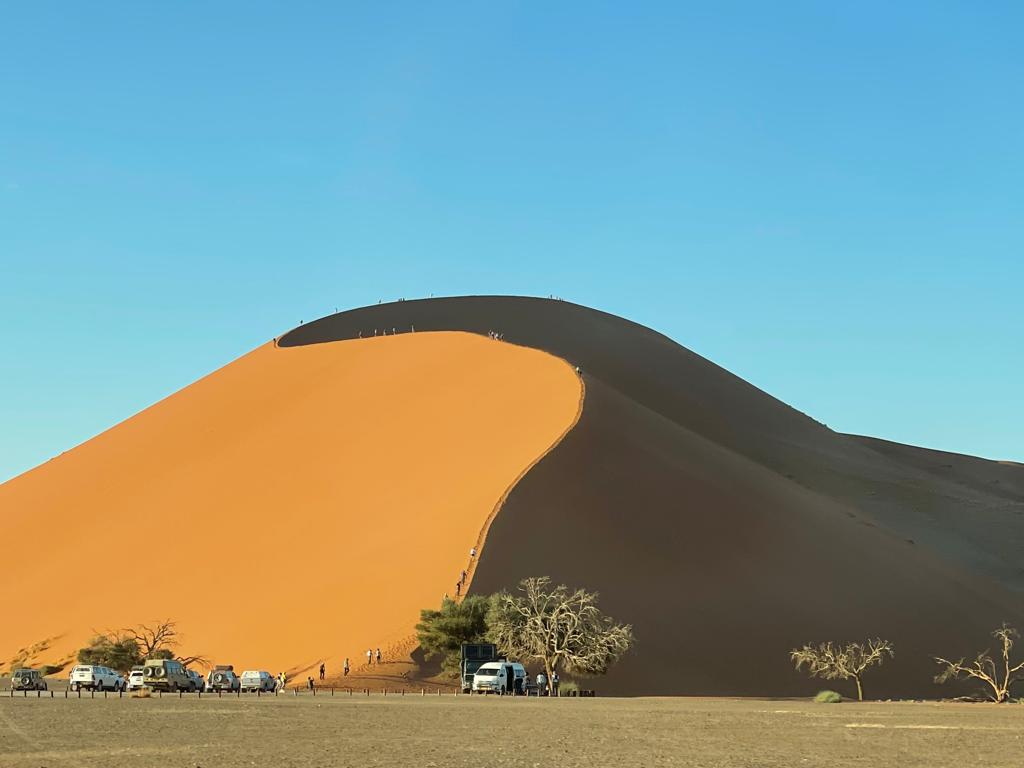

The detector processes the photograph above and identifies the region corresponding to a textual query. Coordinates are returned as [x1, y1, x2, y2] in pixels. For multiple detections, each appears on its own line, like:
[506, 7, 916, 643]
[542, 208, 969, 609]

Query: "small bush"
[814, 690, 842, 704]
[558, 681, 580, 696]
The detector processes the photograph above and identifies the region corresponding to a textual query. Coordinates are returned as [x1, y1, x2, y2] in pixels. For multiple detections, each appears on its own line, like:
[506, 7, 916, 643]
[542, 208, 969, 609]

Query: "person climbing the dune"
[460, 569, 467, 586]
[344, 658, 350, 676]
[319, 663, 325, 681]
[376, 648, 382, 664]
[456, 580, 462, 597]
[366, 648, 373, 666]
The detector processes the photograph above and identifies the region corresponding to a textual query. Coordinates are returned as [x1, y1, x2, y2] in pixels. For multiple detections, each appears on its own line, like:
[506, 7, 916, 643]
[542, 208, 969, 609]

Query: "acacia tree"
[487, 577, 633, 687]
[416, 595, 492, 677]
[124, 620, 179, 658]
[790, 638, 894, 701]
[77, 633, 142, 673]
[934, 624, 1024, 702]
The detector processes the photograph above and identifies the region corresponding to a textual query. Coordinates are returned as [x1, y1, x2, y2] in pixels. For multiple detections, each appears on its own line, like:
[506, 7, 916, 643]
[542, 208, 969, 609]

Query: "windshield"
[475, 668, 498, 677]
[13, 669, 31, 675]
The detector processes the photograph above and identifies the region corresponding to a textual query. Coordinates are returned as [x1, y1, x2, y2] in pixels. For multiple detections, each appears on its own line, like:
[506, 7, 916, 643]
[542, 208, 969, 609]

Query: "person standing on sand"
[307, 676, 315, 691]
[470, 547, 477, 559]
[460, 569, 467, 586]
[344, 658, 350, 676]
[376, 648, 382, 664]
[366, 648, 373, 666]
[455, 580, 462, 597]
[319, 663, 325, 681]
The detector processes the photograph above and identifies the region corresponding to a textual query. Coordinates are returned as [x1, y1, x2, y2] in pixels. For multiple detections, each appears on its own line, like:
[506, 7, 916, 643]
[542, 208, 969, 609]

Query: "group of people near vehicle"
[535, 671, 560, 697]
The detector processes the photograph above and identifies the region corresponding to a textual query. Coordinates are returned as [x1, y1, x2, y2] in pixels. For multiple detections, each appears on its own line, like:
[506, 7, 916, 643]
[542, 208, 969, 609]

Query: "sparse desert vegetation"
[934, 624, 1024, 702]
[791, 639, 894, 701]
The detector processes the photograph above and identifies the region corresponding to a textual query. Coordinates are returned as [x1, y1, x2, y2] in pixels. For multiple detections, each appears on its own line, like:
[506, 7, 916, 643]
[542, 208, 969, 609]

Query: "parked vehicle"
[127, 666, 145, 691]
[11, 668, 47, 691]
[471, 661, 528, 695]
[460, 643, 498, 693]
[239, 670, 276, 693]
[185, 669, 205, 692]
[70, 665, 124, 692]
[206, 665, 241, 693]
[142, 658, 190, 692]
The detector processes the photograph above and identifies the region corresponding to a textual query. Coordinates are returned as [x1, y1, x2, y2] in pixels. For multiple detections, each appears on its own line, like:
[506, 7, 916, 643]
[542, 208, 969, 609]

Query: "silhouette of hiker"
[344, 658, 350, 676]
[460, 569, 467, 586]
[319, 663, 325, 681]
[456, 581, 462, 597]
[376, 648, 382, 664]
[366, 648, 373, 665]
[307, 677, 314, 691]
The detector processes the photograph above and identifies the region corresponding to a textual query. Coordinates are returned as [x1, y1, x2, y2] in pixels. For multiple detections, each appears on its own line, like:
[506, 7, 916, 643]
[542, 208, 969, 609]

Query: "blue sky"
[1, 1, 1021, 481]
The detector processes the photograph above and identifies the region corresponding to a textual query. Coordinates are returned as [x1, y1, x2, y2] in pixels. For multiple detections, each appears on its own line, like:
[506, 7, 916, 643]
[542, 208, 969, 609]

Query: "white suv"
[127, 666, 145, 691]
[239, 670, 276, 693]
[70, 664, 124, 692]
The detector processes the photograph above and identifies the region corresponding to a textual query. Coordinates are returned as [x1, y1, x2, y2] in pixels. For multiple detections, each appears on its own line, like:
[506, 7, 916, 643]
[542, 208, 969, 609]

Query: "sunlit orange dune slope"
[0, 332, 582, 675]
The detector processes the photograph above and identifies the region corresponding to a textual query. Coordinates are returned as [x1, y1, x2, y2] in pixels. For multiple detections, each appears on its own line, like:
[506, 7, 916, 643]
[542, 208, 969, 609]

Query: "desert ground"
[1, 694, 1022, 768]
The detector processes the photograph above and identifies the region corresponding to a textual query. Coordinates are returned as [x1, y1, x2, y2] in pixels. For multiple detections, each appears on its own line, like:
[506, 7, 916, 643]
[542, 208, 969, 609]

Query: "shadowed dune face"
[284, 296, 1024, 697]
[0, 332, 582, 674]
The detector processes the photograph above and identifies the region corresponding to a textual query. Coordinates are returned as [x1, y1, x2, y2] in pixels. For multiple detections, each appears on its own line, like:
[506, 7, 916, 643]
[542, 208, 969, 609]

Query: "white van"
[470, 661, 528, 695]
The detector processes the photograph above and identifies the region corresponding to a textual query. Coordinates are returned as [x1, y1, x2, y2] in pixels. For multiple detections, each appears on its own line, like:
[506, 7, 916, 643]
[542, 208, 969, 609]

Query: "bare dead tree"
[934, 624, 1024, 702]
[487, 577, 633, 688]
[177, 654, 211, 669]
[790, 638, 894, 701]
[124, 620, 179, 658]
[121, 619, 208, 669]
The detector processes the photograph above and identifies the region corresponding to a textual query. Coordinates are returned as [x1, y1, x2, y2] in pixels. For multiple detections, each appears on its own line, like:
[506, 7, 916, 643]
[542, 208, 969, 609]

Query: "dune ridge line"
[463, 351, 587, 596]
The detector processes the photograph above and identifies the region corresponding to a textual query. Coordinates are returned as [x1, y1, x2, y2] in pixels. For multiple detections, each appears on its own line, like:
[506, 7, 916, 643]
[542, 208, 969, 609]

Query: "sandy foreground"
[1, 695, 1022, 768]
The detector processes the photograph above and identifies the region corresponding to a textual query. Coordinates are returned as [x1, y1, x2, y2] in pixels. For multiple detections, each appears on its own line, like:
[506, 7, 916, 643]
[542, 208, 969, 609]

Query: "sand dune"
[284, 296, 1024, 696]
[0, 331, 582, 675]
[5, 295, 1022, 696]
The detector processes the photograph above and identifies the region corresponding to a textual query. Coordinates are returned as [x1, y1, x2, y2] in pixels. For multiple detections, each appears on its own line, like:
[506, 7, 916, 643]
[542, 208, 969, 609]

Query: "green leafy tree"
[487, 577, 633, 686]
[77, 634, 142, 673]
[76, 620, 207, 673]
[416, 595, 492, 677]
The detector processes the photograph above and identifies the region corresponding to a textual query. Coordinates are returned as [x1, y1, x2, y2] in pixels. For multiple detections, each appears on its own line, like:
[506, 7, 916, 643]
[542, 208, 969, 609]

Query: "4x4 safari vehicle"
[142, 658, 190, 692]
[206, 665, 241, 692]
[11, 668, 47, 691]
